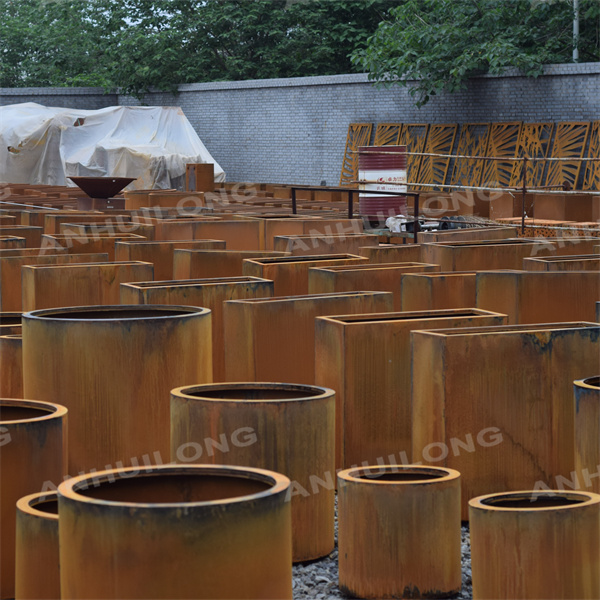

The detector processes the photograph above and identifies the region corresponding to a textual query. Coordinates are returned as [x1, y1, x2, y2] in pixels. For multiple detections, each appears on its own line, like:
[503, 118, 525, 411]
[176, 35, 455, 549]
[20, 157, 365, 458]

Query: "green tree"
[351, 0, 600, 106]
[0, 0, 398, 98]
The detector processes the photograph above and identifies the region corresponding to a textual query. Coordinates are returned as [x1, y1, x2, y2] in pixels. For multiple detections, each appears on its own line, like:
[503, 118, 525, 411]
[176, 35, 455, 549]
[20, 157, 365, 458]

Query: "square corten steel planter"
[417, 226, 519, 244]
[257, 218, 363, 250]
[223, 291, 394, 385]
[523, 254, 600, 271]
[121, 276, 274, 381]
[166, 220, 263, 250]
[400, 271, 477, 311]
[476, 270, 600, 324]
[308, 262, 440, 311]
[40, 233, 147, 260]
[0, 226, 43, 248]
[59, 221, 155, 242]
[273, 233, 379, 256]
[358, 243, 422, 264]
[22, 261, 154, 311]
[421, 239, 555, 271]
[242, 254, 369, 297]
[518, 236, 600, 256]
[0, 333, 22, 398]
[411, 322, 600, 519]
[43, 213, 130, 235]
[0, 252, 109, 311]
[314, 308, 507, 471]
[173, 249, 290, 279]
[115, 239, 226, 280]
[0, 235, 26, 249]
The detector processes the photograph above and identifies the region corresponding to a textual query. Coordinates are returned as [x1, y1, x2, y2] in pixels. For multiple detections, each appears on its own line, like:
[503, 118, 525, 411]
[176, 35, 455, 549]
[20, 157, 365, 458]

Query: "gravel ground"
[292, 504, 472, 599]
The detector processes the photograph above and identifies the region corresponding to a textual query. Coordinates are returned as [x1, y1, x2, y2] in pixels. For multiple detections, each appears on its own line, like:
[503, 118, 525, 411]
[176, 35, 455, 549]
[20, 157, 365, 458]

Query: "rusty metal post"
[348, 190, 353, 219]
[413, 193, 420, 243]
[291, 188, 297, 215]
[521, 156, 527, 235]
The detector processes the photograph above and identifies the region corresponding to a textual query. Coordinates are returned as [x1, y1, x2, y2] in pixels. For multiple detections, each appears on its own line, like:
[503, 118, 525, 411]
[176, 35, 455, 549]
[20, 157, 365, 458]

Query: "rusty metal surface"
[545, 122, 590, 189]
[339, 123, 373, 186]
[22, 305, 213, 473]
[412, 322, 600, 519]
[315, 309, 506, 472]
[509, 122, 554, 188]
[469, 490, 600, 599]
[58, 465, 293, 599]
[450, 123, 491, 187]
[0, 398, 67, 599]
[373, 123, 402, 147]
[338, 465, 461, 598]
[68, 177, 136, 199]
[583, 121, 600, 191]
[171, 383, 334, 562]
[15, 491, 60, 599]
[575, 377, 600, 496]
[416, 123, 458, 191]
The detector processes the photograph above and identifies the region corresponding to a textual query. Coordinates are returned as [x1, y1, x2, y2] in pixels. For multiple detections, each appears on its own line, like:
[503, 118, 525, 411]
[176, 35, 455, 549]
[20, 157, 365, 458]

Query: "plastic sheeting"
[0, 102, 225, 189]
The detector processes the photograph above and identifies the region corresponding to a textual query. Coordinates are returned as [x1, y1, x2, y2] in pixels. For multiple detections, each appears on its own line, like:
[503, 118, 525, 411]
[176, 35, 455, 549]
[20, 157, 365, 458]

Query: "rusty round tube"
[22, 305, 213, 474]
[337, 465, 461, 599]
[469, 489, 600, 599]
[171, 382, 335, 562]
[0, 399, 67, 599]
[15, 491, 60, 600]
[58, 464, 292, 599]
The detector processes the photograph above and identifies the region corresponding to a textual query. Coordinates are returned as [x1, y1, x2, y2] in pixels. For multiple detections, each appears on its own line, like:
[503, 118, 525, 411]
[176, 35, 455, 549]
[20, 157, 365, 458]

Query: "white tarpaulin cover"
[0, 102, 225, 189]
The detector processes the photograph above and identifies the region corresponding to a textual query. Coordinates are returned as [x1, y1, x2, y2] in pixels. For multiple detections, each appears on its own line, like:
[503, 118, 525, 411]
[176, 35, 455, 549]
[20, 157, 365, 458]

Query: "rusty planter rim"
[0, 398, 68, 425]
[574, 376, 600, 390]
[172, 382, 335, 404]
[22, 304, 211, 322]
[318, 308, 504, 324]
[125, 276, 271, 288]
[57, 464, 290, 509]
[469, 490, 600, 512]
[16, 490, 59, 521]
[338, 465, 460, 486]
[245, 254, 363, 265]
[226, 291, 389, 304]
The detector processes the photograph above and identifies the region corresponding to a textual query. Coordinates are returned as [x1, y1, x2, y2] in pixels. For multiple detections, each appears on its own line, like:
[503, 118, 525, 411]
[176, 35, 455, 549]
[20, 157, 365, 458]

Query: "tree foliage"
[0, 0, 397, 98]
[351, 0, 600, 106]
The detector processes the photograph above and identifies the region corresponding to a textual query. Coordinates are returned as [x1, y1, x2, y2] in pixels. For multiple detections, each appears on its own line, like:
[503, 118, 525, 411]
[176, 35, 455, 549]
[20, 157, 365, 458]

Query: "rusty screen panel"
[480, 122, 522, 188]
[509, 122, 554, 188]
[450, 123, 490, 188]
[373, 123, 403, 147]
[340, 123, 373, 186]
[415, 123, 458, 191]
[582, 121, 600, 191]
[398, 124, 429, 189]
[545, 122, 590, 189]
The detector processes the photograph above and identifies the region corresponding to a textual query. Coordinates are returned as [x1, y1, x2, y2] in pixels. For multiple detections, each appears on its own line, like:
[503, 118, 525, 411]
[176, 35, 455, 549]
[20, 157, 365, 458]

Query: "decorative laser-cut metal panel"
[545, 122, 590, 189]
[415, 123, 458, 190]
[480, 122, 522, 188]
[450, 123, 491, 188]
[509, 122, 554, 188]
[373, 123, 403, 146]
[582, 121, 600, 191]
[340, 123, 373, 186]
[398, 124, 429, 188]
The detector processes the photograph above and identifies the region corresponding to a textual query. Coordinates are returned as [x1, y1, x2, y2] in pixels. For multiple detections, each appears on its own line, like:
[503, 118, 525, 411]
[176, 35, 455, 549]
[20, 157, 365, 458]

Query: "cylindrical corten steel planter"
[469, 490, 600, 599]
[58, 464, 292, 599]
[0, 399, 67, 600]
[22, 305, 212, 474]
[0, 334, 22, 398]
[575, 376, 600, 493]
[171, 382, 335, 562]
[337, 465, 461, 599]
[15, 491, 60, 600]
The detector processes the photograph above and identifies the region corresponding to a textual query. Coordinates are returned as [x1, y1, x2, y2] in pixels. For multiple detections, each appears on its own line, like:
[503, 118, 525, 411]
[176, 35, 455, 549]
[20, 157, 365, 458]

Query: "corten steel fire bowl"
[68, 176, 137, 199]
[57, 464, 293, 599]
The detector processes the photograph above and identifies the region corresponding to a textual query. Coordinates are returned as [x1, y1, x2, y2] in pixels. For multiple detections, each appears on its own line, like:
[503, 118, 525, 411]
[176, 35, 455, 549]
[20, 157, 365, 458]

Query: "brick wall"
[2, 63, 599, 185]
